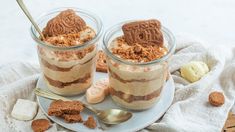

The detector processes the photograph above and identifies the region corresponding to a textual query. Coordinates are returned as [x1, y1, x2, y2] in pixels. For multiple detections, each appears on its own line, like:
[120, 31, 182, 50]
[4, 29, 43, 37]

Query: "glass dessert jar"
[103, 21, 175, 110]
[31, 8, 103, 96]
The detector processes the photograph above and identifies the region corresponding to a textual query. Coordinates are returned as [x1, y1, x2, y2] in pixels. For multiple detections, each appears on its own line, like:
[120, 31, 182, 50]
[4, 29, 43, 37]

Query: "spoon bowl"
[97, 109, 132, 125]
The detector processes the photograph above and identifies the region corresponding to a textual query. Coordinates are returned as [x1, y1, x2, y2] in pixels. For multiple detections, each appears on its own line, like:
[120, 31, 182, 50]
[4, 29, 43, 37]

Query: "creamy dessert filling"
[40, 55, 95, 72]
[109, 87, 162, 103]
[108, 60, 167, 96]
[41, 57, 95, 83]
[108, 67, 161, 83]
[40, 58, 73, 72]
[38, 9, 97, 95]
[106, 19, 169, 110]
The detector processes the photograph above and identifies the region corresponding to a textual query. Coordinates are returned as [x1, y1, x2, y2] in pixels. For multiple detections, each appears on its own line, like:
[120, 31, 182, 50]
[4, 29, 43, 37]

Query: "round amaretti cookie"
[31, 119, 51, 132]
[208, 91, 225, 107]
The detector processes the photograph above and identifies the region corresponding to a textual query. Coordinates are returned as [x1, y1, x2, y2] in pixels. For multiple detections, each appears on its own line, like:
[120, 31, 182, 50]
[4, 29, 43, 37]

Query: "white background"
[0, 0, 234, 64]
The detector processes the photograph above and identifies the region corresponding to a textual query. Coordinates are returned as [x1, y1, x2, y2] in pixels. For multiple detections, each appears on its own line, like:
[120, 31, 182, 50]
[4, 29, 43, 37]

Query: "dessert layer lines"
[39, 48, 96, 81]
[108, 59, 168, 109]
[111, 95, 160, 110]
[109, 87, 162, 103]
[39, 45, 96, 95]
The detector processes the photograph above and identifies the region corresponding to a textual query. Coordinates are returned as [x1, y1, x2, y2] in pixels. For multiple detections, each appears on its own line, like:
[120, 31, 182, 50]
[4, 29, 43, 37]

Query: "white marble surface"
[0, 0, 235, 64]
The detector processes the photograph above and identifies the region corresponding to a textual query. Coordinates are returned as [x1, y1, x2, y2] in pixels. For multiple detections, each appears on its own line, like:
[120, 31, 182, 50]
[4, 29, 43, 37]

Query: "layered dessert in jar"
[31, 8, 103, 96]
[103, 19, 175, 110]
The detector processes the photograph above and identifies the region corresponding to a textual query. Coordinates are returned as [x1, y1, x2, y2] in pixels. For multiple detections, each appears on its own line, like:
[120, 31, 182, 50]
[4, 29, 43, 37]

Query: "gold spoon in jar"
[16, 0, 46, 40]
[34, 88, 132, 125]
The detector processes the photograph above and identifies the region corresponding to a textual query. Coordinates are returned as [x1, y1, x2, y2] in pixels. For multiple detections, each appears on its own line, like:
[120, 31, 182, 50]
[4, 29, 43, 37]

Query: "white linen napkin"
[0, 35, 235, 132]
[141, 35, 235, 132]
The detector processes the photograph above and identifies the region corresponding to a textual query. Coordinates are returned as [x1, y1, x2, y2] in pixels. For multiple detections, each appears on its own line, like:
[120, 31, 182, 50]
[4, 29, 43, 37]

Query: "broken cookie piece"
[62, 114, 83, 123]
[122, 19, 163, 46]
[31, 119, 51, 132]
[48, 100, 84, 116]
[83, 116, 97, 129]
[96, 50, 108, 73]
[209, 91, 225, 107]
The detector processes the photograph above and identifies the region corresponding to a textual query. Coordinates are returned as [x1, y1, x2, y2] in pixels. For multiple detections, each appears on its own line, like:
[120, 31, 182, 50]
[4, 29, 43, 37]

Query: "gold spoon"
[16, 0, 46, 40]
[35, 88, 132, 125]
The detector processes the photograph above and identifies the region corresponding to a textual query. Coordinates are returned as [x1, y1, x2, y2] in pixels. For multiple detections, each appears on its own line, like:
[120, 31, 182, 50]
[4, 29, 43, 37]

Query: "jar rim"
[30, 7, 103, 50]
[102, 20, 176, 66]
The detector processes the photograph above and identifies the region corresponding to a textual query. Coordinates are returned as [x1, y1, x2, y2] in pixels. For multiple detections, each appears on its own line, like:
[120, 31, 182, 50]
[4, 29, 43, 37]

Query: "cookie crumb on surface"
[31, 119, 51, 132]
[208, 91, 225, 107]
[83, 116, 97, 129]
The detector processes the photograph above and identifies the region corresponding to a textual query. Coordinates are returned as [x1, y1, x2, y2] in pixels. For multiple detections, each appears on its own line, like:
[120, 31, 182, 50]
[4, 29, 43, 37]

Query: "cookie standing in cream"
[32, 9, 103, 96]
[103, 19, 175, 110]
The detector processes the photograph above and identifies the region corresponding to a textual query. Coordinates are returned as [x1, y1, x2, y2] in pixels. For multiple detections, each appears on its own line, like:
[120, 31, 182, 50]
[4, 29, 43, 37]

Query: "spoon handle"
[16, 0, 45, 40]
[34, 88, 71, 101]
[34, 88, 99, 113]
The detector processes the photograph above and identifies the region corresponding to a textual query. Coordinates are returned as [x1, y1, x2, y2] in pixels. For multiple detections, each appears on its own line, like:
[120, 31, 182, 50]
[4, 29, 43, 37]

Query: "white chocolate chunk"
[86, 87, 105, 104]
[86, 78, 109, 104]
[180, 61, 209, 82]
[94, 78, 109, 95]
[11, 99, 38, 121]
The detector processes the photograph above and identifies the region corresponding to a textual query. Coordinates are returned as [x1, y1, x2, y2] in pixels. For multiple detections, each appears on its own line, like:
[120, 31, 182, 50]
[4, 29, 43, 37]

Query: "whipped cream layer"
[44, 73, 93, 96]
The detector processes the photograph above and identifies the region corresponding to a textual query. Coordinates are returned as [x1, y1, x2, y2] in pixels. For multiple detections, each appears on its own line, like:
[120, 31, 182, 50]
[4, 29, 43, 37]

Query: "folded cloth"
[142, 35, 235, 132]
[0, 35, 235, 132]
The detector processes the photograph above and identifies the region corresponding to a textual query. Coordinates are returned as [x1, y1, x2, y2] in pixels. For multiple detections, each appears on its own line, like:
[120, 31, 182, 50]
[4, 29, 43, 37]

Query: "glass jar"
[31, 8, 103, 96]
[103, 21, 175, 110]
